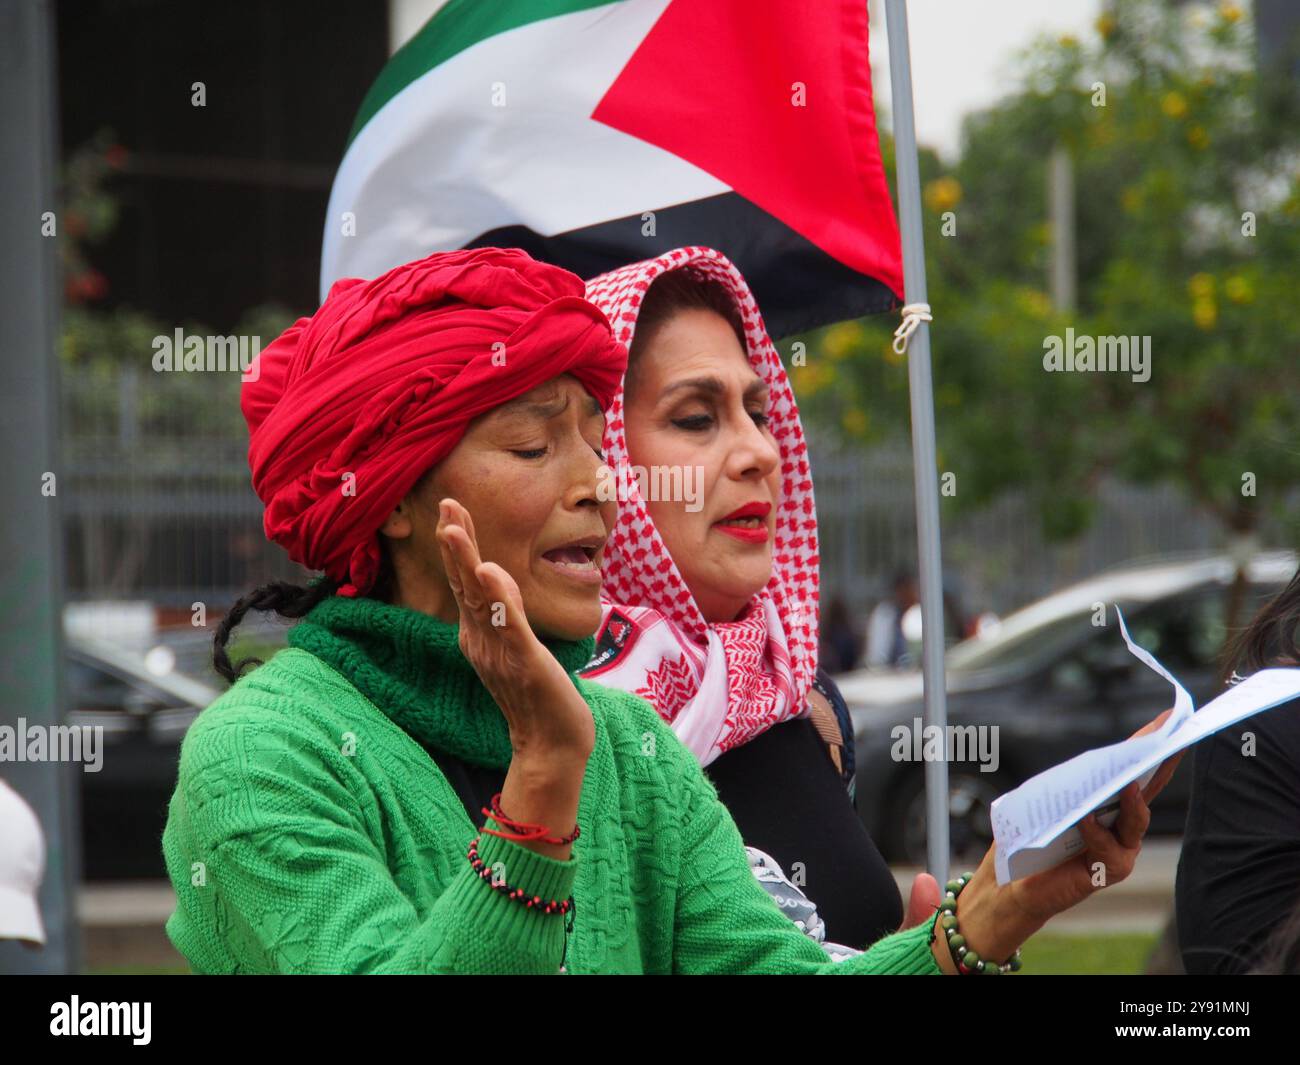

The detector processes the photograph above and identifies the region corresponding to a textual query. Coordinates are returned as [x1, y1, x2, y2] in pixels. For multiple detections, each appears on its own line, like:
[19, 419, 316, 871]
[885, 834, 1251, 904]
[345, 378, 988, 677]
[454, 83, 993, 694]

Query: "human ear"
[380, 498, 414, 540]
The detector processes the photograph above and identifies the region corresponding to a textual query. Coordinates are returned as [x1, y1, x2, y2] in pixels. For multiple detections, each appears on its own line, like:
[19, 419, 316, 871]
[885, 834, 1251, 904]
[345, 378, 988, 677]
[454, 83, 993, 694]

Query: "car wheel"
[884, 768, 1007, 868]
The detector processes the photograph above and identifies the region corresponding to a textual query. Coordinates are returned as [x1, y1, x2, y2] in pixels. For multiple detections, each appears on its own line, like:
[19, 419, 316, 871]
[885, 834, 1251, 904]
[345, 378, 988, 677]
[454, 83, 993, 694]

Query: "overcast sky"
[876, 0, 1103, 160]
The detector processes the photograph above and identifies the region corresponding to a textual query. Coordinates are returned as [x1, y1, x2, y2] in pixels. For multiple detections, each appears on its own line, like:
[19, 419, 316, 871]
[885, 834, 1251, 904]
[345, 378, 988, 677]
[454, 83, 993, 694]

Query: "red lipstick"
[720, 502, 771, 521]
[714, 501, 772, 543]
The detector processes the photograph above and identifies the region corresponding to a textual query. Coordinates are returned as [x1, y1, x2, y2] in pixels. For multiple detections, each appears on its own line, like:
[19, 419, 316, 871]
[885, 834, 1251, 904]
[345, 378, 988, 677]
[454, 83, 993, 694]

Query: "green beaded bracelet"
[928, 871, 1023, 975]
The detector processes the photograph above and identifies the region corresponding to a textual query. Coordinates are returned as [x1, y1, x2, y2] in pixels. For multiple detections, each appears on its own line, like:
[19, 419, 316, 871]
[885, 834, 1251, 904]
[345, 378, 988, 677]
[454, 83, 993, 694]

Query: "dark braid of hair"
[216, 480, 424, 683]
[213, 576, 339, 685]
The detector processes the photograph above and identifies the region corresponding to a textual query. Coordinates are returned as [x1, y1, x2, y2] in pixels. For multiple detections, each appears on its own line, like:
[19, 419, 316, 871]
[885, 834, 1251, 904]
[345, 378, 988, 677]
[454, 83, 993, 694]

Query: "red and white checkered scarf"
[580, 247, 820, 766]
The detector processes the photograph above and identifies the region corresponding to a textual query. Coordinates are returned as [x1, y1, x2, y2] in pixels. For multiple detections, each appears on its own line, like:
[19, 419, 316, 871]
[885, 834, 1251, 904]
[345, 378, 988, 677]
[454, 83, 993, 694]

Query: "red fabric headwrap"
[242, 247, 628, 597]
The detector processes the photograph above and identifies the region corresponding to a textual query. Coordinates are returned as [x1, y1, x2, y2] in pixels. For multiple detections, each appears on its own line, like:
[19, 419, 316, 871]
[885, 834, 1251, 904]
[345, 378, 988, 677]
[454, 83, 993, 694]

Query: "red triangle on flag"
[592, 0, 903, 301]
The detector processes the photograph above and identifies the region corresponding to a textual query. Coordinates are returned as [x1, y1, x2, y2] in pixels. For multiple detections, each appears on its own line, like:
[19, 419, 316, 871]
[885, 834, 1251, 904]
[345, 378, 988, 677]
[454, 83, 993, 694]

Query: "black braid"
[213, 578, 339, 684]
[216, 521, 409, 684]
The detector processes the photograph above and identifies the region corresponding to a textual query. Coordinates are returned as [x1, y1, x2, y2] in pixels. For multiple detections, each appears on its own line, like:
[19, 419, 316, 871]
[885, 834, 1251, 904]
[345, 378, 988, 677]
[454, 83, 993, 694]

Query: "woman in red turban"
[166, 246, 1164, 975]
[236, 244, 625, 606]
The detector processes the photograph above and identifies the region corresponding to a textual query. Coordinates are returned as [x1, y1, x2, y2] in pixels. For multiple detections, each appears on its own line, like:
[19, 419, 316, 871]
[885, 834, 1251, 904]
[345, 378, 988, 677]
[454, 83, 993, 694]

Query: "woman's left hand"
[1008, 706, 1183, 926]
[928, 705, 1182, 969]
[1130, 707, 1184, 804]
[899, 874, 941, 931]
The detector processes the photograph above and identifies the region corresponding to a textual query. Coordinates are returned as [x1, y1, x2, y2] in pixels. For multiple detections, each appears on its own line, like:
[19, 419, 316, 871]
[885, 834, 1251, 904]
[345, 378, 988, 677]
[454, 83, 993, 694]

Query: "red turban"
[242, 247, 627, 597]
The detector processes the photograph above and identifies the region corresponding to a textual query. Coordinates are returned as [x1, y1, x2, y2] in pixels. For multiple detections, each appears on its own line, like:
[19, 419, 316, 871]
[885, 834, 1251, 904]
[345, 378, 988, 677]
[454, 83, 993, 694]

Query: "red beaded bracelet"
[480, 792, 581, 846]
[467, 835, 575, 917]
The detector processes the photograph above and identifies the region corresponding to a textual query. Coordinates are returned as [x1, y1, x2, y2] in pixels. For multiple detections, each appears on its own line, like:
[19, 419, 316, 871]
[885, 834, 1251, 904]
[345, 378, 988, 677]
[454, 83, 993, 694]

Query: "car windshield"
[946, 609, 1100, 674]
[945, 582, 1264, 678]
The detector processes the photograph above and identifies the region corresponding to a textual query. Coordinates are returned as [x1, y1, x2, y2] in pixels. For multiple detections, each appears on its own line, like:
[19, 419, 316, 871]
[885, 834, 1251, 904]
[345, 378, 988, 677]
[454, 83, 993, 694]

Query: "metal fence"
[60, 368, 1295, 618]
[62, 366, 306, 608]
[805, 438, 1257, 619]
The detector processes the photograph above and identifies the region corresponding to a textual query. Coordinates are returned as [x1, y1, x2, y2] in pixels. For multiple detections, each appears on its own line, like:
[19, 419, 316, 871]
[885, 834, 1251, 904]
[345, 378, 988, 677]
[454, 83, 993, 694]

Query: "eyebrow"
[497, 390, 603, 421]
[660, 375, 768, 400]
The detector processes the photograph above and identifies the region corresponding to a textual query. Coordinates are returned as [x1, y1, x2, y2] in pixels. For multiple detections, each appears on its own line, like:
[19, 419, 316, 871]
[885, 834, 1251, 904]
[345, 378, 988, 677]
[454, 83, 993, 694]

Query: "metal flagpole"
[882, 0, 951, 884]
[0, 0, 80, 974]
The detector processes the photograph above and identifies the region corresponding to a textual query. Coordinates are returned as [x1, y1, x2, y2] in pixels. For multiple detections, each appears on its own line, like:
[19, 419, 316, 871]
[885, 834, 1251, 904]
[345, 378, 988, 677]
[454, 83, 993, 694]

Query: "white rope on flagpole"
[892, 301, 933, 355]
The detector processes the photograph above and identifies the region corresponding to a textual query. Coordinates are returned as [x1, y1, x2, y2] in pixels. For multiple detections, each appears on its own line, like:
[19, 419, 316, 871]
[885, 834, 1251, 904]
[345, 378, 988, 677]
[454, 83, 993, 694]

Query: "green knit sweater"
[161, 595, 941, 974]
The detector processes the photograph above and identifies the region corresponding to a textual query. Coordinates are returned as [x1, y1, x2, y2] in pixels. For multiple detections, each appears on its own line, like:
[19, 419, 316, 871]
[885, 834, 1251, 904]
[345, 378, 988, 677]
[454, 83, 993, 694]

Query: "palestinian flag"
[321, 0, 903, 339]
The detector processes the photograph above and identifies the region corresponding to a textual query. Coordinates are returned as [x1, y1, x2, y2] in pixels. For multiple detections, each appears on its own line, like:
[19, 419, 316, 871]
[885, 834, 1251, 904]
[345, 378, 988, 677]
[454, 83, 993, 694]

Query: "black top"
[1176, 693, 1300, 974]
[427, 750, 506, 833]
[704, 712, 902, 948]
[422, 671, 901, 951]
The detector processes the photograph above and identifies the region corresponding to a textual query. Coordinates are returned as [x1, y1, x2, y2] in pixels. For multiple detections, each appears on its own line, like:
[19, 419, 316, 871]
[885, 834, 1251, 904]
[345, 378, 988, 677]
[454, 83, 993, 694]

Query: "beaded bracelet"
[467, 835, 575, 918]
[480, 792, 581, 846]
[929, 871, 1023, 975]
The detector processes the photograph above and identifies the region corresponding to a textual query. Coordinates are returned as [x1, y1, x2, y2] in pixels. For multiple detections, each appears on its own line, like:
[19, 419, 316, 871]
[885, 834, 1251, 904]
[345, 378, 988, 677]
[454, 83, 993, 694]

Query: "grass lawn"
[1018, 931, 1159, 975]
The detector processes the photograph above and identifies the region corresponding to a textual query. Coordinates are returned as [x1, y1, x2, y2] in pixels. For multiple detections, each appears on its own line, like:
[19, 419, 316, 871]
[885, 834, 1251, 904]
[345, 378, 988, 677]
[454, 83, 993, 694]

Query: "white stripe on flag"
[322, 0, 727, 297]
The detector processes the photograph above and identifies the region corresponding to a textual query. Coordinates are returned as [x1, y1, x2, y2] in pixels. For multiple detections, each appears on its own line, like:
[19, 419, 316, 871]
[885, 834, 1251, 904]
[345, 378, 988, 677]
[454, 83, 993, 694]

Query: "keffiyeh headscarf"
[242, 247, 627, 596]
[580, 247, 820, 765]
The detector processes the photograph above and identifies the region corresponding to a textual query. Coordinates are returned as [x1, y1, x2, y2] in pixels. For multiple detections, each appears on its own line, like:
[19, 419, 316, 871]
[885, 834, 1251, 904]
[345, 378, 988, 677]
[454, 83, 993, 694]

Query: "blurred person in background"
[865, 569, 919, 669]
[821, 595, 862, 675]
[0, 778, 47, 949]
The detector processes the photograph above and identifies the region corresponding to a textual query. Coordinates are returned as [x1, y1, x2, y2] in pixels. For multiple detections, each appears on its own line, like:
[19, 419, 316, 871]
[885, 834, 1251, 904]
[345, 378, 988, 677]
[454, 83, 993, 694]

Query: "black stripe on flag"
[465, 192, 901, 341]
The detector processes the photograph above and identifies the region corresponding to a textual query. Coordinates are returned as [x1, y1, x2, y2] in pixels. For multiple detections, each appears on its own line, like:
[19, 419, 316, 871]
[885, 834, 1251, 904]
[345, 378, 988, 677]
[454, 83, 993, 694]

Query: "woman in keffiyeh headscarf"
[580, 247, 931, 951]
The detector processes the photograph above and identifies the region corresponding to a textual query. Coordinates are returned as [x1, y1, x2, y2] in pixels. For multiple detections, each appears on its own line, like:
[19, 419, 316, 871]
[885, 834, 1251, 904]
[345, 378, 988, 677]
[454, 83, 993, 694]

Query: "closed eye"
[672, 414, 713, 431]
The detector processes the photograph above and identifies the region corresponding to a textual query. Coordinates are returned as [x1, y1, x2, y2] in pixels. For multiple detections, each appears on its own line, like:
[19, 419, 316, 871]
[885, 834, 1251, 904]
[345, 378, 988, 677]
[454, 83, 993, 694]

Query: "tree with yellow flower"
[793, 0, 1300, 625]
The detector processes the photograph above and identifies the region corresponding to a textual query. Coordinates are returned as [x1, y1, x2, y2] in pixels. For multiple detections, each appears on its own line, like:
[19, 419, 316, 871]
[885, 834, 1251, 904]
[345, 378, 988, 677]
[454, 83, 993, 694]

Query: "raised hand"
[436, 497, 593, 858]
[436, 497, 596, 761]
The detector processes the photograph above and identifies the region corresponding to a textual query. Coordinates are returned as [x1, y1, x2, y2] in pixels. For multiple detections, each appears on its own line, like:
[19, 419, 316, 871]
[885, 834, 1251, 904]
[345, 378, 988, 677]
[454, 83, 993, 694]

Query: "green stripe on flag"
[349, 0, 620, 144]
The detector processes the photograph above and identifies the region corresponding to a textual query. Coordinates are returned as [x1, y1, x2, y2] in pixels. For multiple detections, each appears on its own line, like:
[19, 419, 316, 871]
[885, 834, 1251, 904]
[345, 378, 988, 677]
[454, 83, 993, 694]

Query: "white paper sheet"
[990, 607, 1300, 883]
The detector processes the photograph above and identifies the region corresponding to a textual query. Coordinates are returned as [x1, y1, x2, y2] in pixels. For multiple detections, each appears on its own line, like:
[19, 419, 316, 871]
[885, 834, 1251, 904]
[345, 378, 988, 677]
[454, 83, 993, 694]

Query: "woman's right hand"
[436, 497, 596, 763]
[436, 497, 593, 859]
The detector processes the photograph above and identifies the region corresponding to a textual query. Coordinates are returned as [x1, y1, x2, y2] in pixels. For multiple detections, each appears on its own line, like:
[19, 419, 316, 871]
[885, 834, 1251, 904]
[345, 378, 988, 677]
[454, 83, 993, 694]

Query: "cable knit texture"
[162, 595, 941, 974]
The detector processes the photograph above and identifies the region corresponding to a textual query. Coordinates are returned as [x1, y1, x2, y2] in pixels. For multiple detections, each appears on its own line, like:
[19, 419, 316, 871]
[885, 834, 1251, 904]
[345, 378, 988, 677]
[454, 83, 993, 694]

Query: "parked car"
[68, 635, 220, 879]
[840, 552, 1297, 866]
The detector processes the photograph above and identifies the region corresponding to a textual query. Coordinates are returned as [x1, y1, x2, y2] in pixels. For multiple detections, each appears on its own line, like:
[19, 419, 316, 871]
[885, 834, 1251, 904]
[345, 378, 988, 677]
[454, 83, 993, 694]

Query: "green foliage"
[60, 129, 125, 305]
[58, 132, 301, 440]
[797, 0, 1300, 543]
